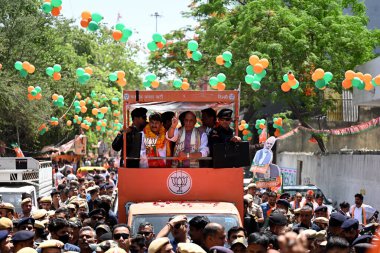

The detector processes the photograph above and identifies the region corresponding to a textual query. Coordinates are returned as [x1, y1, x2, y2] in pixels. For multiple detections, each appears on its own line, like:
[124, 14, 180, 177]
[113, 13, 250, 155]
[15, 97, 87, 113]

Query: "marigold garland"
[144, 124, 166, 149]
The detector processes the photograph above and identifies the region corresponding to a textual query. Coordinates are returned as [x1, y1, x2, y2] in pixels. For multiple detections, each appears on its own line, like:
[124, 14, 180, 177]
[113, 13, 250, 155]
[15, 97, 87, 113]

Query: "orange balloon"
[313, 68, 325, 80]
[28, 86, 34, 93]
[22, 61, 30, 70]
[81, 11, 91, 20]
[35, 93, 42, 100]
[92, 108, 98, 116]
[101, 121, 107, 127]
[274, 128, 281, 137]
[288, 73, 295, 80]
[44, 0, 51, 2]
[76, 92, 82, 99]
[238, 125, 245, 131]
[156, 42, 164, 49]
[27, 65, 35, 74]
[375, 75, 380, 85]
[81, 123, 86, 128]
[100, 107, 108, 114]
[67, 120, 72, 126]
[364, 81, 374, 91]
[80, 19, 89, 28]
[53, 72, 61, 81]
[216, 55, 224, 65]
[93, 101, 100, 108]
[79, 100, 86, 107]
[281, 82, 291, 92]
[27, 94, 34, 101]
[311, 73, 319, 82]
[288, 78, 297, 86]
[85, 67, 93, 75]
[52, 94, 59, 100]
[81, 106, 87, 113]
[183, 78, 188, 83]
[151, 80, 160, 88]
[186, 50, 192, 59]
[242, 130, 249, 136]
[113, 30, 123, 41]
[355, 72, 364, 80]
[181, 82, 190, 90]
[96, 125, 101, 131]
[253, 63, 264, 74]
[363, 73, 372, 83]
[345, 70, 355, 80]
[217, 82, 226, 91]
[117, 78, 127, 87]
[249, 55, 260, 66]
[117, 71, 125, 79]
[51, 7, 60, 16]
[259, 58, 269, 69]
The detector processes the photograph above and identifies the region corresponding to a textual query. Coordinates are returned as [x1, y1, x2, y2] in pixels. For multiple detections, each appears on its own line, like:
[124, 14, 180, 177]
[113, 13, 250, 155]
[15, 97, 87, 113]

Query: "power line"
[150, 12, 163, 33]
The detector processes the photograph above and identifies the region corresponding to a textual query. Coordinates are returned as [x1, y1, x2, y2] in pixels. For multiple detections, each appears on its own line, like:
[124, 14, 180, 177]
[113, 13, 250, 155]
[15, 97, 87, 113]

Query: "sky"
[61, 0, 197, 63]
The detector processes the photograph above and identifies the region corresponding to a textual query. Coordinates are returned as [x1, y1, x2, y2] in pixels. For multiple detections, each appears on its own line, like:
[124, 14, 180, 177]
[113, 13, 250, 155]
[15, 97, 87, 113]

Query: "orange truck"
[118, 90, 244, 234]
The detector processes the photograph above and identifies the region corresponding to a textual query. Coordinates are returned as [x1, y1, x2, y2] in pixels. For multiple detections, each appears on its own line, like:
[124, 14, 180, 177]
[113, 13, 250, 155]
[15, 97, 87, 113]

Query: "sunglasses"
[114, 233, 130, 240]
[138, 231, 152, 236]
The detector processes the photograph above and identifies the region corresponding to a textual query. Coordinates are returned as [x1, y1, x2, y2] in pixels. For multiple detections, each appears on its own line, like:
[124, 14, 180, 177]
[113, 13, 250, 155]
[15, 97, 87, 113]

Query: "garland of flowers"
[144, 124, 166, 149]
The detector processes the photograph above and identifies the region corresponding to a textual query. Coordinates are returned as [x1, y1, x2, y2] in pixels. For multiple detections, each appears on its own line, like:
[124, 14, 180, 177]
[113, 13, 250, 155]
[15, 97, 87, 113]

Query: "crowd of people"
[112, 107, 241, 168]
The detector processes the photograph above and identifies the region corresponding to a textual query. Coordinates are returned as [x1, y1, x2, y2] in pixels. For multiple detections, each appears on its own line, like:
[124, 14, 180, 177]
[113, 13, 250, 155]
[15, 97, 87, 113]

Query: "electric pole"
[150, 12, 163, 32]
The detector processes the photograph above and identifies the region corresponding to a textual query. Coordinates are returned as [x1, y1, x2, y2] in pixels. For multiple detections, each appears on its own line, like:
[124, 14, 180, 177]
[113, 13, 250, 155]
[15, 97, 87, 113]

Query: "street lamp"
[150, 12, 163, 32]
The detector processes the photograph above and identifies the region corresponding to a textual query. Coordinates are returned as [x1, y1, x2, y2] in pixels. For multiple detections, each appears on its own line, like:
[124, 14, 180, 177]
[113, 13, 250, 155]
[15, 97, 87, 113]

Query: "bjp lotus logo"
[167, 170, 192, 195]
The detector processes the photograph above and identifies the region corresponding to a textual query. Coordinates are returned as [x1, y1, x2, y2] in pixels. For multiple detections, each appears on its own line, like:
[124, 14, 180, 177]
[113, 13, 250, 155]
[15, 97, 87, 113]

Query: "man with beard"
[157, 215, 189, 252]
[78, 226, 97, 253]
[350, 193, 372, 227]
[138, 222, 155, 248]
[0, 230, 13, 253]
[143, 113, 172, 168]
[19, 198, 33, 218]
[112, 107, 148, 168]
[261, 192, 277, 222]
[48, 218, 80, 252]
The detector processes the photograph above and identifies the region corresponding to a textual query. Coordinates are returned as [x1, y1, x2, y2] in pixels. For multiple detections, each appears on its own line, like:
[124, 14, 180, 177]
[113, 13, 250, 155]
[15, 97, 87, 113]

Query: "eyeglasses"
[138, 231, 152, 237]
[114, 233, 130, 240]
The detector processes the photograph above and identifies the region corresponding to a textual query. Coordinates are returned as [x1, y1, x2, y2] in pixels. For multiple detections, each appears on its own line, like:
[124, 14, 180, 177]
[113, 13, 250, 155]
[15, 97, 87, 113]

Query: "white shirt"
[166, 128, 209, 157]
[66, 174, 77, 182]
[350, 204, 372, 224]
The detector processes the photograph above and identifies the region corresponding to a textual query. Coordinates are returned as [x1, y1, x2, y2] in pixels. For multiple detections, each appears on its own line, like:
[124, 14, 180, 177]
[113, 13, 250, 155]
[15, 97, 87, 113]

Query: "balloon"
[356, 72, 364, 80]
[51, 7, 60, 16]
[85, 67, 93, 75]
[313, 68, 325, 80]
[375, 75, 380, 85]
[115, 23, 125, 31]
[342, 79, 352, 89]
[53, 72, 61, 81]
[351, 77, 362, 87]
[81, 106, 87, 113]
[364, 81, 373, 91]
[173, 79, 182, 88]
[249, 55, 259, 66]
[283, 74, 289, 82]
[246, 65, 254, 75]
[80, 19, 89, 28]
[28, 86, 34, 93]
[42, 2, 53, 13]
[143, 81, 151, 88]
[216, 82, 225, 91]
[91, 13, 103, 23]
[122, 28, 132, 38]
[83, 73, 91, 80]
[52, 94, 59, 100]
[363, 73, 372, 83]
[224, 61, 232, 68]
[181, 82, 190, 90]
[112, 30, 123, 41]
[31, 89, 37, 96]
[345, 70, 355, 80]
[253, 74, 262, 82]
[288, 78, 297, 86]
[151, 80, 160, 88]
[51, 0, 62, 7]
[259, 58, 269, 68]
[117, 78, 127, 87]
[291, 81, 300, 89]
[152, 33, 163, 43]
[57, 95, 64, 102]
[76, 68, 85, 76]
[20, 69, 28, 77]
[98, 113, 105, 119]
[187, 40, 198, 51]
[186, 50, 192, 59]
[26, 65, 35, 74]
[216, 55, 224, 65]
[109, 72, 118, 81]
[245, 75, 254, 84]
[35, 93, 42, 100]
[116, 71, 125, 79]
[253, 64, 264, 74]
[79, 100, 86, 107]
[323, 72, 333, 82]
[315, 79, 326, 89]
[147, 41, 157, 51]
[88, 21, 99, 31]
[281, 82, 291, 92]
[92, 108, 98, 115]
[146, 73, 157, 82]
[192, 51, 202, 61]
[256, 69, 267, 78]
[222, 51, 232, 61]
[209, 77, 218, 86]
[251, 81, 261, 91]
[53, 64, 61, 72]
[217, 73, 226, 82]
[14, 61, 23, 70]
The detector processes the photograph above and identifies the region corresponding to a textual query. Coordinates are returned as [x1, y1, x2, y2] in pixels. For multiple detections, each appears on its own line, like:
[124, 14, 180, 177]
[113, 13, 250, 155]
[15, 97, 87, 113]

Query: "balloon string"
[59, 95, 76, 121]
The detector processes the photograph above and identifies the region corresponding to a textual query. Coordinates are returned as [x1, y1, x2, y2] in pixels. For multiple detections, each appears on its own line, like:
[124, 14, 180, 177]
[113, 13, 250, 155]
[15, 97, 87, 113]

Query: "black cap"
[269, 212, 287, 226]
[276, 199, 290, 208]
[0, 230, 9, 241]
[89, 208, 106, 217]
[352, 235, 372, 246]
[105, 184, 114, 189]
[341, 218, 359, 230]
[98, 232, 113, 242]
[217, 109, 233, 119]
[329, 212, 348, 227]
[315, 206, 328, 213]
[209, 246, 233, 253]
[17, 217, 35, 228]
[12, 230, 35, 242]
[280, 193, 290, 199]
[131, 107, 147, 118]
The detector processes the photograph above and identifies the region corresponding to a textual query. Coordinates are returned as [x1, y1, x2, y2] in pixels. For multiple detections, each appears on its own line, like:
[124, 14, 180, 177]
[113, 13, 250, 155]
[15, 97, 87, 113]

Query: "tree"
[148, 0, 380, 152]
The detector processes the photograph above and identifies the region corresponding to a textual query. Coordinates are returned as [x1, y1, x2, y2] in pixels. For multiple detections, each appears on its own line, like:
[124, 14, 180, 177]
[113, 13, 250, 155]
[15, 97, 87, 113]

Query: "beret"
[269, 212, 287, 226]
[21, 198, 32, 205]
[177, 243, 207, 253]
[40, 196, 52, 203]
[38, 239, 64, 249]
[314, 217, 329, 224]
[87, 186, 99, 193]
[0, 202, 15, 211]
[243, 187, 248, 191]
[148, 237, 170, 253]
[217, 109, 233, 119]
[341, 218, 359, 230]
[352, 235, 372, 246]
[294, 208, 301, 214]
[12, 230, 35, 242]
[32, 209, 48, 220]
[0, 230, 9, 241]
[243, 194, 253, 203]
[89, 208, 106, 217]
[276, 199, 290, 208]
[34, 220, 45, 230]
[47, 210, 56, 217]
[209, 246, 233, 253]
[315, 206, 328, 213]
[329, 212, 348, 227]
[96, 224, 111, 233]
[17, 217, 35, 228]
[0, 217, 13, 229]
[231, 238, 248, 248]
[17, 247, 37, 253]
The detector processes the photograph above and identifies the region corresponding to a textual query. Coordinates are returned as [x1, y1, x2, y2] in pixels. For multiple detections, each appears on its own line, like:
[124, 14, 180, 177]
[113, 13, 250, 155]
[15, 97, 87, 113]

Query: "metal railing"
[327, 90, 358, 122]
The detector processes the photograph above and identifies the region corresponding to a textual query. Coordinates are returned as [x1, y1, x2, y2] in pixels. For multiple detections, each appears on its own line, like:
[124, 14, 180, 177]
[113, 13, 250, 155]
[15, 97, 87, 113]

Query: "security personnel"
[341, 218, 360, 245]
[12, 230, 35, 253]
[17, 217, 35, 231]
[38, 239, 64, 253]
[0, 217, 13, 232]
[0, 203, 16, 220]
[0, 230, 13, 253]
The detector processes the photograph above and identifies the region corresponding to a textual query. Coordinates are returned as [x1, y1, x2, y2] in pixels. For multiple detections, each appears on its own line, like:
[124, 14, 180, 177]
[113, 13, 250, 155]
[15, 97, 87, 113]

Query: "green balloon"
[91, 13, 103, 23]
[97, 121, 102, 126]
[53, 64, 61, 72]
[88, 21, 99, 31]
[315, 79, 326, 88]
[192, 51, 202, 61]
[98, 113, 105, 119]
[187, 40, 198, 51]
[243, 135, 248, 141]
[256, 69, 267, 78]
[75, 106, 81, 113]
[351, 77, 361, 87]
[222, 51, 232, 61]
[42, 2, 53, 13]
[122, 28, 132, 38]
[87, 99, 92, 104]
[357, 80, 365, 90]
[74, 101, 80, 106]
[217, 73, 226, 83]
[83, 73, 91, 81]
[78, 76, 87, 84]
[46, 67, 54, 76]
[152, 33, 163, 43]
[173, 79, 182, 88]
[57, 95, 64, 102]
[224, 61, 232, 68]
[283, 74, 289, 82]
[20, 69, 28, 77]
[251, 81, 261, 90]
[51, 0, 62, 7]
[258, 129, 262, 135]
[246, 65, 254, 75]
[253, 74, 262, 82]
[161, 37, 166, 45]
[14, 61, 23, 70]
[323, 72, 333, 83]
[115, 23, 125, 31]
[209, 77, 218, 86]
[245, 75, 254, 84]
[146, 73, 156, 82]
[76, 68, 85, 76]
[35, 86, 42, 93]
[147, 41, 157, 51]
[31, 90, 37, 96]
[109, 72, 118, 81]
[78, 117, 82, 121]
[143, 81, 151, 88]
[372, 79, 377, 87]
[291, 80, 300, 89]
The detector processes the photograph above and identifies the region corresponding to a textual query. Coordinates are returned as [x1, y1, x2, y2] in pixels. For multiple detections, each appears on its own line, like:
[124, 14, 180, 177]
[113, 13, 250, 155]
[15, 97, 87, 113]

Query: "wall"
[277, 152, 380, 211]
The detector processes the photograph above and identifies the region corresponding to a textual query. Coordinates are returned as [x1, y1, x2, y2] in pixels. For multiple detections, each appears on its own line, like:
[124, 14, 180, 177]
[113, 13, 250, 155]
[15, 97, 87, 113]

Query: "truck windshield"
[1, 193, 23, 214]
[131, 214, 239, 236]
